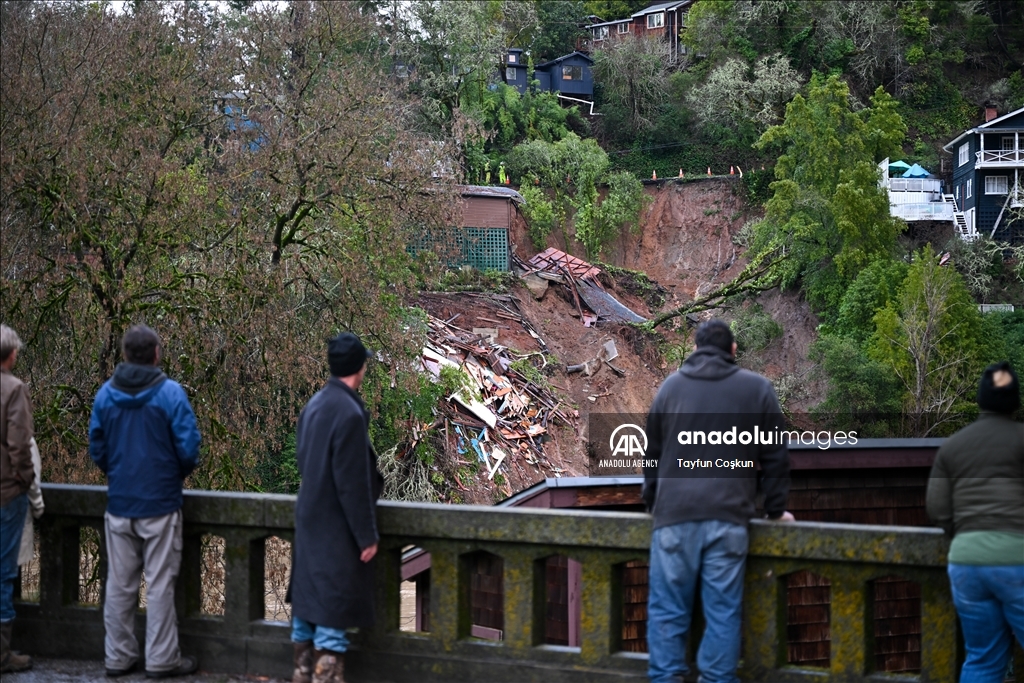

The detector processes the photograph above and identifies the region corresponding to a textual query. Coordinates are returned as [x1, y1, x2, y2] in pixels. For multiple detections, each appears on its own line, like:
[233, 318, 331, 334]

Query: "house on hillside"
[501, 48, 529, 93]
[942, 105, 1024, 242]
[534, 52, 595, 100]
[408, 186, 523, 272]
[502, 48, 595, 101]
[586, 0, 693, 63]
[877, 159, 962, 236]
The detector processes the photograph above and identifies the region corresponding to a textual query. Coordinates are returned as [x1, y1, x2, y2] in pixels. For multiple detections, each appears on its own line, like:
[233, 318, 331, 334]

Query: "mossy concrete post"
[222, 530, 263, 627]
[740, 557, 784, 678]
[372, 541, 402, 637]
[829, 571, 867, 680]
[430, 545, 460, 650]
[579, 551, 614, 665]
[502, 546, 536, 651]
[919, 570, 957, 682]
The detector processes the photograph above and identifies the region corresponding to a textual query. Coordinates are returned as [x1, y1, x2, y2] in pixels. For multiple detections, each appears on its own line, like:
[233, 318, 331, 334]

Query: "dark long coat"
[290, 378, 383, 630]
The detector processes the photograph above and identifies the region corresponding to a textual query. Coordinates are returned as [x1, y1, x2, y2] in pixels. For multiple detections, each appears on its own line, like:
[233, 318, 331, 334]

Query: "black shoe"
[106, 661, 138, 677]
[145, 655, 198, 679]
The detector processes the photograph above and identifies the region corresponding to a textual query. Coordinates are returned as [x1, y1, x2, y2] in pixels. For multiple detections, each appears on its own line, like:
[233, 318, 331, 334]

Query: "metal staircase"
[943, 194, 977, 242]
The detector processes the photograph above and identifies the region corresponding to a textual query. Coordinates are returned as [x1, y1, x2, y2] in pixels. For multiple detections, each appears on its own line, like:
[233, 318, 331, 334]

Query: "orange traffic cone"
[730, 166, 735, 175]
[707, 167, 712, 176]
[652, 170, 657, 180]
[679, 168, 684, 178]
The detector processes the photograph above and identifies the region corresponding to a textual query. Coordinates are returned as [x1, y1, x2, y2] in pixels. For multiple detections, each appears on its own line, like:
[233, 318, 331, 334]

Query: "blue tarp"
[902, 163, 930, 178]
[888, 160, 911, 171]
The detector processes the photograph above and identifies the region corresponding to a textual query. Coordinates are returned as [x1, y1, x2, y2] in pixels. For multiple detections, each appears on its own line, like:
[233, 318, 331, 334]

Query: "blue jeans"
[647, 520, 748, 683]
[948, 563, 1024, 683]
[292, 615, 350, 653]
[0, 493, 28, 623]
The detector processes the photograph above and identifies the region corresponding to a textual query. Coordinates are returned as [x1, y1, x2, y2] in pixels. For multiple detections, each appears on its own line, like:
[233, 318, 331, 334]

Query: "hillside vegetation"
[1, 0, 1022, 499]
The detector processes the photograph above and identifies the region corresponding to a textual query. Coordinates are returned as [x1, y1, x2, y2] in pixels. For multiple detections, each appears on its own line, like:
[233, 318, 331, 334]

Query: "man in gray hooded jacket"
[643, 320, 792, 683]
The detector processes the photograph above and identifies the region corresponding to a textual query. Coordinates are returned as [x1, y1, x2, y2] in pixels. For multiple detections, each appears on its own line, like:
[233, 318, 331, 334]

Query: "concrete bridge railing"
[13, 483, 968, 682]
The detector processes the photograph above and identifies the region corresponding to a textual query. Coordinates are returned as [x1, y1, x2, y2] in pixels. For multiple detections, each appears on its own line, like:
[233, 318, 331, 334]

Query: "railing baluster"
[430, 546, 460, 647]
[500, 547, 536, 650]
[579, 552, 613, 665]
[829, 571, 867, 677]
[223, 531, 264, 629]
[919, 568, 957, 683]
[740, 558, 784, 677]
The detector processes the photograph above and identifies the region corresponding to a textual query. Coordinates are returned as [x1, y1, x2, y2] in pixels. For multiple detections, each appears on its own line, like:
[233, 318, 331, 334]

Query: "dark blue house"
[943, 105, 1024, 242]
[534, 52, 594, 100]
[501, 49, 595, 101]
[502, 48, 529, 93]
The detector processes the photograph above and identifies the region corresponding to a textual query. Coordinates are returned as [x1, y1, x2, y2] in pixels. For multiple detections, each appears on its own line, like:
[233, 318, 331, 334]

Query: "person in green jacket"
[926, 361, 1023, 683]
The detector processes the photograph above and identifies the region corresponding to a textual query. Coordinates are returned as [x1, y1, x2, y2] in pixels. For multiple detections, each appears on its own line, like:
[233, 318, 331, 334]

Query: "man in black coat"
[290, 333, 382, 683]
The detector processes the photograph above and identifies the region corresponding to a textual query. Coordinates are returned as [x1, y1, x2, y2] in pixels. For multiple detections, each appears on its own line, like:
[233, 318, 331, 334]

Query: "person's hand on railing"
[767, 511, 795, 522]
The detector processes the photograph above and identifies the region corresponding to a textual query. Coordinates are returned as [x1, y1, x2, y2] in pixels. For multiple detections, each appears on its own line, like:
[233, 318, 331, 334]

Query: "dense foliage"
[749, 74, 906, 318]
[0, 1, 460, 488]
[3, 0, 1023, 489]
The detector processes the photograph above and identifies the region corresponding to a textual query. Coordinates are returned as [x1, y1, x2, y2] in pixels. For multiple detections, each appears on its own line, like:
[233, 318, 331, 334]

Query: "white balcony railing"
[890, 202, 954, 222]
[976, 149, 1023, 164]
[889, 178, 943, 193]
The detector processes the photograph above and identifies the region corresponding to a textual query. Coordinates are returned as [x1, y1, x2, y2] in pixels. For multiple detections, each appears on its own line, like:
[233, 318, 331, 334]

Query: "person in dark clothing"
[89, 324, 201, 678]
[289, 332, 382, 683]
[643, 320, 792, 683]
[927, 361, 1023, 683]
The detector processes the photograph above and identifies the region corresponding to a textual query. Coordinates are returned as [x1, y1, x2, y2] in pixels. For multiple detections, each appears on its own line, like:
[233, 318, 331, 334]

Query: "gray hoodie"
[642, 346, 790, 529]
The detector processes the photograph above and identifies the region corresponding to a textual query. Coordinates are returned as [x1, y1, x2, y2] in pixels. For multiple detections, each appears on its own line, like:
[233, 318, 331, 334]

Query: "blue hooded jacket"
[89, 363, 201, 518]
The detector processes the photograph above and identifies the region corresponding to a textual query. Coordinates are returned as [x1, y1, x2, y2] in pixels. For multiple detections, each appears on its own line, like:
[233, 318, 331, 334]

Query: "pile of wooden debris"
[417, 307, 578, 483]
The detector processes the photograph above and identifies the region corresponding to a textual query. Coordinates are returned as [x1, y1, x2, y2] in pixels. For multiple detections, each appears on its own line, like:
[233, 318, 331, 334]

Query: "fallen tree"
[642, 246, 786, 330]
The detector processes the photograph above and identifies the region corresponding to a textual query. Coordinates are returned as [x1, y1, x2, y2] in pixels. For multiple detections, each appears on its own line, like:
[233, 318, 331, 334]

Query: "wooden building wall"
[469, 552, 504, 640]
[462, 195, 513, 229]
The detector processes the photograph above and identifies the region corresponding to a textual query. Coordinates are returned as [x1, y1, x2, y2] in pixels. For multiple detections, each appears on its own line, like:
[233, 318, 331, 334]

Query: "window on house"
[966, 179, 973, 199]
[955, 185, 960, 203]
[562, 65, 583, 81]
[1002, 136, 1015, 150]
[508, 54, 517, 64]
[506, 67, 517, 81]
[958, 143, 969, 166]
[618, 22, 629, 34]
[594, 26, 609, 40]
[985, 176, 1008, 194]
[647, 12, 664, 28]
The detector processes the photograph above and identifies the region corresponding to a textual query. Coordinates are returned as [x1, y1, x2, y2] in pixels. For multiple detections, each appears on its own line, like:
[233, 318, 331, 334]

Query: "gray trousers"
[103, 510, 183, 672]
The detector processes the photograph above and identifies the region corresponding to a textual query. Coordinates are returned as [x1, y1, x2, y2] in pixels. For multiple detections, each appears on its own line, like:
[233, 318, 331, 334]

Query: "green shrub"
[519, 185, 557, 249]
[730, 303, 782, 355]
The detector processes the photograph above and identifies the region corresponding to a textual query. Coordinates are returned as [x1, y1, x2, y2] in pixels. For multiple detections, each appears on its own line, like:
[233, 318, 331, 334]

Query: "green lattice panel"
[462, 227, 509, 272]
[408, 227, 509, 272]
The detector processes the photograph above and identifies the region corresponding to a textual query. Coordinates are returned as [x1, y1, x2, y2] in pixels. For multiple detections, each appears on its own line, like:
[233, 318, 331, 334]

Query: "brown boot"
[0, 622, 33, 673]
[292, 641, 314, 683]
[311, 649, 345, 683]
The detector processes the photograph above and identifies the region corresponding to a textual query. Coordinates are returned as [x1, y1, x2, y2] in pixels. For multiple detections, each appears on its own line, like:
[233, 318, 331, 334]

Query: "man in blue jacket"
[89, 325, 201, 678]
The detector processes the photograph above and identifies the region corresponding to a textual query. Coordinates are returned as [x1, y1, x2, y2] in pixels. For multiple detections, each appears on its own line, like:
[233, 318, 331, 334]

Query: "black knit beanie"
[328, 332, 371, 378]
[977, 361, 1020, 414]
